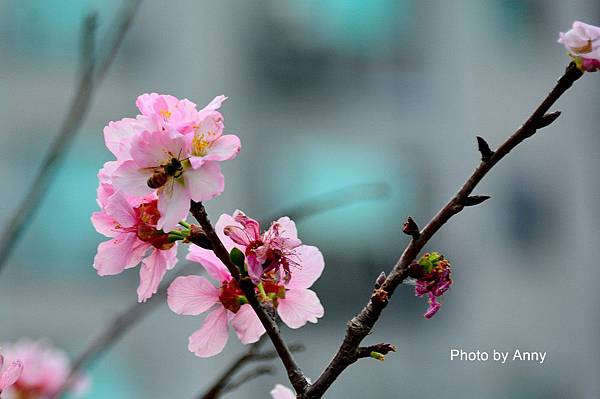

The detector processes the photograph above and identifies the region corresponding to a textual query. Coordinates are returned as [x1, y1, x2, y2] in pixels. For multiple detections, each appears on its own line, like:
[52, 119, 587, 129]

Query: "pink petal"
[200, 95, 227, 112]
[185, 162, 224, 202]
[112, 160, 153, 197]
[186, 245, 232, 282]
[137, 246, 178, 303]
[286, 245, 325, 290]
[93, 233, 148, 276]
[0, 360, 23, 390]
[231, 304, 266, 344]
[103, 118, 140, 160]
[91, 211, 118, 237]
[277, 289, 324, 329]
[270, 384, 295, 399]
[188, 307, 230, 358]
[275, 216, 298, 241]
[130, 130, 187, 168]
[233, 210, 261, 241]
[200, 134, 241, 162]
[214, 213, 243, 252]
[136, 93, 161, 116]
[104, 191, 137, 227]
[157, 180, 190, 231]
[167, 275, 219, 315]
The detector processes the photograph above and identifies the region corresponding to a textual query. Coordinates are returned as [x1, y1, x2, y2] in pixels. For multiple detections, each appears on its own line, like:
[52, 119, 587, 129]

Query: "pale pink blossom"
[103, 94, 240, 231]
[1, 339, 87, 398]
[92, 185, 178, 302]
[270, 384, 295, 399]
[558, 21, 600, 71]
[167, 245, 265, 358]
[219, 210, 304, 284]
[0, 354, 23, 393]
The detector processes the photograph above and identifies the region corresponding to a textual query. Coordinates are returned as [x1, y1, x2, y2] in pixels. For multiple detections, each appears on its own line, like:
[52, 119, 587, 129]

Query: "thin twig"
[0, 0, 142, 275]
[220, 366, 275, 395]
[190, 202, 310, 393]
[301, 63, 584, 398]
[199, 339, 304, 399]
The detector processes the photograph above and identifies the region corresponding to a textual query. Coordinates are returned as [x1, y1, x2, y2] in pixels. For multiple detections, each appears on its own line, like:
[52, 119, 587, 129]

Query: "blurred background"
[1, 0, 599, 397]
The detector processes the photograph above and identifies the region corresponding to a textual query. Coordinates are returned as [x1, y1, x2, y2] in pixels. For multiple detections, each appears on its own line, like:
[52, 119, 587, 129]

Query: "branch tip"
[536, 110, 562, 129]
[462, 195, 491, 207]
[402, 216, 420, 240]
[476, 136, 494, 162]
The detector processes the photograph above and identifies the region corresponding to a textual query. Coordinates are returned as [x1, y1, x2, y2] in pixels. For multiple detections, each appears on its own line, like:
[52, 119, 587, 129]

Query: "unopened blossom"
[270, 384, 295, 399]
[219, 210, 305, 284]
[92, 185, 178, 302]
[0, 353, 23, 393]
[414, 252, 452, 319]
[558, 21, 600, 71]
[104, 94, 240, 231]
[0, 339, 87, 398]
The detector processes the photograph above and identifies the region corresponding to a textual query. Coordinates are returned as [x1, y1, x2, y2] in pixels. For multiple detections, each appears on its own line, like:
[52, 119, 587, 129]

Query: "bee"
[147, 157, 184, 189]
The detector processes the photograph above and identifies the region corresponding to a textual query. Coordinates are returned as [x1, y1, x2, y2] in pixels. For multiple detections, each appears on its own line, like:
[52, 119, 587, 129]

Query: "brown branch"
[356, 343, 397, 360]
[0, 0, 142, 275]
[199, 339, 305, 399]
[190, 201, 310, 394]
[301, 63, 584, 398]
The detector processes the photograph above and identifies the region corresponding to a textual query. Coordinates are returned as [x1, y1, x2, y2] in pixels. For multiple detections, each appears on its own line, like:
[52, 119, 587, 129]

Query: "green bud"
[370, 351, 386, 361]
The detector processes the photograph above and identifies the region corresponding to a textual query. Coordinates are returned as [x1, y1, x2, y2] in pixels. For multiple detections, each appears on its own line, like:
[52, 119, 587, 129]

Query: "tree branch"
[199, 339, 305, 399]
[190, 201, 310, 393]
[0, 0, 142, 275]
[301, 63, 584, 398]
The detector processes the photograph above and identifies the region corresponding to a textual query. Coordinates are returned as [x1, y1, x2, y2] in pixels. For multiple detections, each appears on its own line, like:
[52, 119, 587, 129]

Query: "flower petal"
[186, 245, 232, 282]
[270, 384, 296, 399]
[202, 135, 241, 162]
[104, 191, 137, 227]
[286, 245, 325, 290]
[185, 162, 225, 202]
[231, 304, 266, 344]
[137, 247, 178, 303]
[0, 360, 23, 390]
[167, 275, 219, 315]
[91, 211, 118, 237]
[157, 180, 190, 231]
[214, 213, 243, 252]
[93, 234, 148, 276]
[188, 307, 230, 358]
[277, 289, 324, 329]
[200, 95, 227, 113]
[112, 160, 154, 197]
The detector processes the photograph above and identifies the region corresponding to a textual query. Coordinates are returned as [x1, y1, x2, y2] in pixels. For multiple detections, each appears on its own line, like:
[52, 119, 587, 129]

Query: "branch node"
[374, 272, 386, 289]
[371, 288, 389, 305]
[402, 216, 420, 240]
[462, 195, 491, 207]
[476, 136, 495, 162]
[536, 110, 562, 129]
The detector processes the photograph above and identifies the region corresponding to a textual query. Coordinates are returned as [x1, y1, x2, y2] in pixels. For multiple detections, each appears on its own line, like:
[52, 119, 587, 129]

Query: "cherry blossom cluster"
[0, 339, 86, 398]
[559, 21, 600, 72]
[92, 94, 325, 359]
[92, 94, 240, 302]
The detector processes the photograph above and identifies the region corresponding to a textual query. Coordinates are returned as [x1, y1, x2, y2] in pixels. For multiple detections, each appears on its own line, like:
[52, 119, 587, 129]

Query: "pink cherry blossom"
[92, 185, 178, 303]
[171, 214, 325, 344]
[558, 21, 600, 71]
[0, 353, 23, 393]
[270, 384, 295, 399]
[102, 94, 240, 231]
[219, 210, 304, 284]
[167, 245, 265, 358]
[0, 339, 87, 398]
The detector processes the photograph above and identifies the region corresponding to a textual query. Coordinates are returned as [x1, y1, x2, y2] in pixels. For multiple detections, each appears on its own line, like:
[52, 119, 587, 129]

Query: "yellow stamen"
[573, 39, 593, 54]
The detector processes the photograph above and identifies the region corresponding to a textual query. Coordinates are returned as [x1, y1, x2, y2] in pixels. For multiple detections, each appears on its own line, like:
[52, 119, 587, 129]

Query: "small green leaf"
[230, 247, 245, 269]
